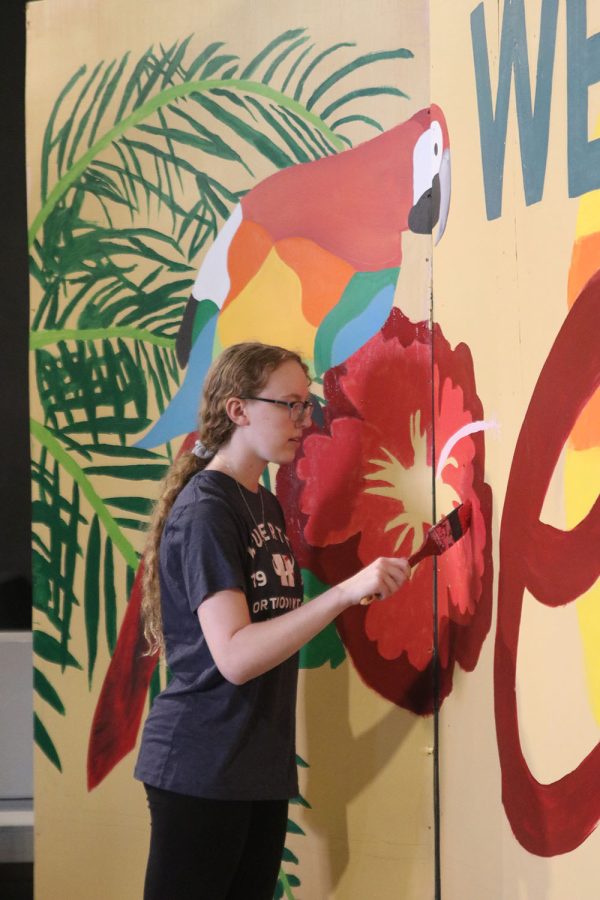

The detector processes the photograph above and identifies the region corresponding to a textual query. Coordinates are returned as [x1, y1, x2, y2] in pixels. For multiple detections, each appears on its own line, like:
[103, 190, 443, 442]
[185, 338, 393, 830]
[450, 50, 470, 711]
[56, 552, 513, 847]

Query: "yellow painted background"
[27, 1, 436, 898]
[432, 1, 600, 898]
[27, 0, 600, 897]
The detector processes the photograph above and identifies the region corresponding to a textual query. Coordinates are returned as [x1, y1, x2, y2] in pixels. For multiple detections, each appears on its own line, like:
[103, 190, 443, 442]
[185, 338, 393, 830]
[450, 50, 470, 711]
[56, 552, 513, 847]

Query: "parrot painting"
[88, 105, 451, 788]
[138, 104, 451, 448]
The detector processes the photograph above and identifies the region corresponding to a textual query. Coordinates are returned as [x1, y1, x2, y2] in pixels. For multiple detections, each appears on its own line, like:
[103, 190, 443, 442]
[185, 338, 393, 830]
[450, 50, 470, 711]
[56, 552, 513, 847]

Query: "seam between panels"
[430, 234, 442, 900]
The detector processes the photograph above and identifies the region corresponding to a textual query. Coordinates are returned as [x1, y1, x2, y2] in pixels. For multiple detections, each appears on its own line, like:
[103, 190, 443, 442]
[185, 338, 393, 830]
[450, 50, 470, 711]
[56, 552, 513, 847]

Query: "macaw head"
[408, 104, 451, 244]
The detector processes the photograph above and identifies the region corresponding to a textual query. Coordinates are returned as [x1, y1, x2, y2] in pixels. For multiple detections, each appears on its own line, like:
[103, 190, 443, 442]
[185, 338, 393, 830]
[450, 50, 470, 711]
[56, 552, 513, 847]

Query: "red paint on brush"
[409, 500, 472, 566]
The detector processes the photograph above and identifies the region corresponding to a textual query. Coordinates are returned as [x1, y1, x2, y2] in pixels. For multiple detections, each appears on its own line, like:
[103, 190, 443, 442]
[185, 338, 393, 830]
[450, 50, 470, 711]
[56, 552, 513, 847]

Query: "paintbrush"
[359, 500, 472, 605]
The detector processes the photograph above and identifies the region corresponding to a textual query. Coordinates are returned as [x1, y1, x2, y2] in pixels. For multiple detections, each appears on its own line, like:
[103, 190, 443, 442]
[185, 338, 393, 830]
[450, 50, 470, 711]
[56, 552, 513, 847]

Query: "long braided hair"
[141, 342, 309, 655]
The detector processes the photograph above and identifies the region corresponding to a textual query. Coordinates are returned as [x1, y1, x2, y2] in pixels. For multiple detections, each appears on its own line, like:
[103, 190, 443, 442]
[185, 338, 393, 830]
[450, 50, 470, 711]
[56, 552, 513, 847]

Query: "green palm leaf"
[306, 48, 413, 111]
[34, 668, 66, 716]
[34, 713, 62, 772]
[293, 41, 355, 102]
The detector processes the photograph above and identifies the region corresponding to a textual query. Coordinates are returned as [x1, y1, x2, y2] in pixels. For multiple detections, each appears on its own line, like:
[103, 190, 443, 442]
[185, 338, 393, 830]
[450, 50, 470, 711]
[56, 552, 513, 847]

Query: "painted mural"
[28, 0, 600, 898]
[29, 20, 450, 897]
[469, 0, 600, 862]
[30, 29, 422, 763]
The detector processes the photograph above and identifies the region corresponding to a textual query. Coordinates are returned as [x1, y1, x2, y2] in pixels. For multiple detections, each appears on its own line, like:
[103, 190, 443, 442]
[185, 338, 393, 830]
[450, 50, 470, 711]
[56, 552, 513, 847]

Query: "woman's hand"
[337, 557, 411, 607]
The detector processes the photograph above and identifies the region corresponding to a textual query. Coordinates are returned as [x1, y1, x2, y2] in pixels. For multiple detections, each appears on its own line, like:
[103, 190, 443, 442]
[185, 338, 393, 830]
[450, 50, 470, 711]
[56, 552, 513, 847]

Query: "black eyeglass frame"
[241, 396, 314, 423]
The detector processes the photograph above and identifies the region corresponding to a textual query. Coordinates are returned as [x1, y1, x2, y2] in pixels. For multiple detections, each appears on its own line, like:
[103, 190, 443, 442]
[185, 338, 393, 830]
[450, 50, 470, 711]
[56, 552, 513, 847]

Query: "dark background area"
[0, 1, 31, 632]
[0, 8, 33, 900]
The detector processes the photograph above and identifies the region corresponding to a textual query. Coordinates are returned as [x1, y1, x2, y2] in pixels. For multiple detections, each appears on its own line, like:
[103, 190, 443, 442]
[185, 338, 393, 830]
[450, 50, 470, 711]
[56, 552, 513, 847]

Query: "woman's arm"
[197, 556, 410, 685]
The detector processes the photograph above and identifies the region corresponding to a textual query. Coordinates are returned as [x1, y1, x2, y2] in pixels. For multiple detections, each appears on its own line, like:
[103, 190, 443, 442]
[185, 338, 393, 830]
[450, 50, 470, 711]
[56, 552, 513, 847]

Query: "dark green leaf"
[286, 818, 306, 836]
[74, 61, 115, 158]
[240, 29, 306, 79]
[78, 444, 165, 460]
[104, 496, 154, 515]
[169, 104, 252, 174]
[33, 630, 82, 671]
[299, 571, 346, 669]
[185, 41, 226, 80]
[263, 36, 309, 85]
[104, 537, 117, 656]
[84, 515, 101, 687]
[331, 113, 384, 133]
[244, 97, 310, 163]
[161, 35, 193, 88]
[193, 94, 293, 169]
[113, 516, 150, 531]
[320, 86, 410, 121]
[34, 713, 62, 772]
[61, 418, 152, 436]
[220, 65, 239, 80]
[41, 64, 87, 201]
[307, 48, 413, 110]
[57, 63, 106, 177]
[281, 42, 314, 95]
[281, 847, 299, 865]
[89, 55, 130, 147]
[83, 464, 168, 480]
[115, 45, 153, 122]
[32, 550, 52, 612]
[294, 42, 355, 102]
[136, 121, 249, 171]
[34, 667, 66, 715]
[201, 54, 239, 79]
[135, 41, 178, 109]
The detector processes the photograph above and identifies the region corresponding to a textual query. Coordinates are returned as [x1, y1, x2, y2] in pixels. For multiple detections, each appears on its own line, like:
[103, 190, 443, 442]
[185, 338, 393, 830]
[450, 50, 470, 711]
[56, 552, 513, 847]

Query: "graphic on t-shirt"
[247, 520, 293, 558]
[272, 553, 295, 587]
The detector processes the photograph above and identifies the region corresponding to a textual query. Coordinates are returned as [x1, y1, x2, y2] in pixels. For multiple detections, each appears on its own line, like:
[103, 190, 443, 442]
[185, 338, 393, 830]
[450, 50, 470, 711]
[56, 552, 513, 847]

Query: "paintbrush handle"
[407, 541, 434, 568]
[359, 501, 471, 605]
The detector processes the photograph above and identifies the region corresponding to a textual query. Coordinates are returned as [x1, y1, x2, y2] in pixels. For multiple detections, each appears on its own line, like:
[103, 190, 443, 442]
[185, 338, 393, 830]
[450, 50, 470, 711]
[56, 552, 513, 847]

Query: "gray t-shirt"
[134, 469, 303, 800]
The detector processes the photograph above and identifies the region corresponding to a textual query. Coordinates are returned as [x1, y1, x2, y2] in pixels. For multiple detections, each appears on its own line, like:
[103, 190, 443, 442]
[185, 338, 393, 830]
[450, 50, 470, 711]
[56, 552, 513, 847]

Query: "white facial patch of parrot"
[412, 120, 444, 207]
[435, 147, 451, 245]
[191, 203, 243, 307]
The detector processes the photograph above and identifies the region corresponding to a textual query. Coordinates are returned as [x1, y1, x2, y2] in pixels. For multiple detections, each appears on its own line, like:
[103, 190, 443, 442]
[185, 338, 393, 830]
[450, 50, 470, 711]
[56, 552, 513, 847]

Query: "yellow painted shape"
[574, 116, 600, 239]
[574, 189, 600, 240]
[567, 233, 600, 307]
[565, 447, 600, 725]
[216, 246, 316, 360]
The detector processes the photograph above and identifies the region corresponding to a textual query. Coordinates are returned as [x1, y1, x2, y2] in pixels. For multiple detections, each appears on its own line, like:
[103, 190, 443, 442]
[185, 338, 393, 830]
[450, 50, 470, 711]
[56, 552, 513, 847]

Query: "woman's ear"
[224, 397, 249, 426]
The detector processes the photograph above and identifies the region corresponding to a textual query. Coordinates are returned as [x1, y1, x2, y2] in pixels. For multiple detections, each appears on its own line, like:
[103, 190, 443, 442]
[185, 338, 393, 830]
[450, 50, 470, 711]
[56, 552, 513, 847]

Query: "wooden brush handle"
[359, 593, 380, 606]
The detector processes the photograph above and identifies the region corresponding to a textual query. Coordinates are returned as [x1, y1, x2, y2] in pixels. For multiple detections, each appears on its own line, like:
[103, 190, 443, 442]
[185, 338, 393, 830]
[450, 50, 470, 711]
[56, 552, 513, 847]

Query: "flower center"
[363, 410, 461, 555]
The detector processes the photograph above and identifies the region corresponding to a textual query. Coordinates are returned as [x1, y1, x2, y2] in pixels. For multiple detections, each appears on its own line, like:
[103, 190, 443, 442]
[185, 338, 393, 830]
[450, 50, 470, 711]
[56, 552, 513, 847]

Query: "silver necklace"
[223, 461, 265, 532]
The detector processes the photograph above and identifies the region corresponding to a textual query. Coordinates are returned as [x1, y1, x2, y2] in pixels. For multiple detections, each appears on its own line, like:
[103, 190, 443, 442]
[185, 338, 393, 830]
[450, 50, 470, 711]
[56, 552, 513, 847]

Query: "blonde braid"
[141, 452, 203, 655]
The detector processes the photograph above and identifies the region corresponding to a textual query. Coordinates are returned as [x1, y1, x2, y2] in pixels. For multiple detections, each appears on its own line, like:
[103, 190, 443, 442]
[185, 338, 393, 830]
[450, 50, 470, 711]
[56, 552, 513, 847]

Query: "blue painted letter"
[567, 0, 600, 198]
[471, 0, 559, 220]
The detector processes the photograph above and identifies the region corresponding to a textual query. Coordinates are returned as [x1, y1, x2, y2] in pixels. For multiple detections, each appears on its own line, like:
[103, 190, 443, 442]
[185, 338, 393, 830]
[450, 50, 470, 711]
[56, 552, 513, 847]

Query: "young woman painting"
[135, 342, 410, 899]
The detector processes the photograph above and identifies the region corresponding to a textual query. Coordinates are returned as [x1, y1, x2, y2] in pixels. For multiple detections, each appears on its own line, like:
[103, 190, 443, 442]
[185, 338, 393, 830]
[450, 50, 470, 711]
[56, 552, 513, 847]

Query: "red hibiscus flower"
[277, 309, 493, 714]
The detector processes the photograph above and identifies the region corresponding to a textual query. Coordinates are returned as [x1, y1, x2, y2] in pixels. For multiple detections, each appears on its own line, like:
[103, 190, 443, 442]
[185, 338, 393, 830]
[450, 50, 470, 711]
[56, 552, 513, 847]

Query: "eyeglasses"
[242, 396, 314, 424]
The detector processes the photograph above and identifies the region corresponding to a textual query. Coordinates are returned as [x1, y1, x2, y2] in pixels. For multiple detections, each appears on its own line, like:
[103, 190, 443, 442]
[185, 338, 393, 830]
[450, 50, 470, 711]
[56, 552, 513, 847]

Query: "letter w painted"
[471, 0, 559, 220]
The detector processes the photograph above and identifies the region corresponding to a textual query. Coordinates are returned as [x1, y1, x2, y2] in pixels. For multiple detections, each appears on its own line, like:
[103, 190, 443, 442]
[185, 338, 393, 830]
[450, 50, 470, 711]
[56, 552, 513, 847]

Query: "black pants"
[143, 785, 288, 900]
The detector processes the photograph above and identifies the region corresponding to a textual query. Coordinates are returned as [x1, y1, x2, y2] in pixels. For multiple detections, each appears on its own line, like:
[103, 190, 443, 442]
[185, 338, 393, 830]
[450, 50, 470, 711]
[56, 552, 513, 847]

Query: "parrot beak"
[434, 149, 451, 246]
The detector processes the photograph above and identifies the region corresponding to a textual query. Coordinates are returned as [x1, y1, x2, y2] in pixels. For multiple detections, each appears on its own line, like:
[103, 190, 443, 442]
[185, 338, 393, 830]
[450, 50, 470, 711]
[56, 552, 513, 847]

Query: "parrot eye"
[434, 142, 439, 156]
